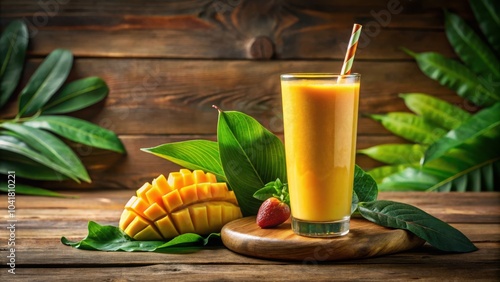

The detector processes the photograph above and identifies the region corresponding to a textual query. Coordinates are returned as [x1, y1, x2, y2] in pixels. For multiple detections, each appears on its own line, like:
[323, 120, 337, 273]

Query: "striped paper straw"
[340, 24, 362, 75]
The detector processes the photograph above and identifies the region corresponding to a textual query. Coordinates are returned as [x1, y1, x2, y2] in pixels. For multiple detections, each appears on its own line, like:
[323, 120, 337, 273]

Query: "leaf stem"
[12, 110, 42, 123]
[212, 105, 222, 112]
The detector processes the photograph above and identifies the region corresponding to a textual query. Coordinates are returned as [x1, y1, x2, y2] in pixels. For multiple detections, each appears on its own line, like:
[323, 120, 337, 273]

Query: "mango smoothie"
[281, 73, 360, 237]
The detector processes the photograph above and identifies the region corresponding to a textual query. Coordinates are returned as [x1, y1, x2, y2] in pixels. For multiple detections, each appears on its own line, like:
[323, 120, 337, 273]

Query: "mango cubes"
[119, 169, 242, 240]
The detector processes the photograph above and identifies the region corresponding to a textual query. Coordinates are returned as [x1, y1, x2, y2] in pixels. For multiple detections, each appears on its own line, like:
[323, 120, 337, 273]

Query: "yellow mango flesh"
[119, 169, 242, 240]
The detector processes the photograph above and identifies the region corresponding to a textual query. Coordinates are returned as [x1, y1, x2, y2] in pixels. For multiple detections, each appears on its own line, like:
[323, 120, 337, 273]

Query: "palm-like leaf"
[0, 21, 126, 196]
[370, 112, 446, 144]
[364, 3, 500, 192]
[445, 10, 500, 79]
[18, 49, 73, 116]
[424, 103, 500, 164]
[0, 20, 28, 108]
[470, 0, 500, 54]
[364, 96, 500, 192]
[375, 121, 500, 192]
[400, 93, 471, 130]
[404, 50, 499, 107]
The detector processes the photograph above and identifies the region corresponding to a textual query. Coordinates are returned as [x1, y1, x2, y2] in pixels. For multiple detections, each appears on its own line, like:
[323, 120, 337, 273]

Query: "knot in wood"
[248, 36, 274, 59]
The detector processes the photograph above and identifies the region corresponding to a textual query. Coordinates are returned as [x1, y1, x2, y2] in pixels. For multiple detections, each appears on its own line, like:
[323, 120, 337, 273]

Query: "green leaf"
[252, 184, 277, 201]
[42, 77, 109, 114]
[253, 178, 289, 205]
[217, 110, 287, 216]
[24, 115, 126, 154]
[358, 144, 426, 165]
[351, 191, 359, 215]
[480, 162, 495, 191]
[379, 130, 500, 192]
[470, 0, 500, 54]
[0, 182, 71, 198]
[18, 49, 73, 116]
[141, 140, 225, 181]
[424, 103, 500, 164]
[353, 165, 378, 203]
[1, 123, 90, 182]
[445, 10, 500, 79]
[367, 164, 411, 183]
[400, 93, 471, 130]
[0, 20, 28, 108]
[371, 112, 447, 144]
[379, 167, 438, 191]
[61, 221, 221, 252]
[404, 50, 499, 107]
[358, 200, 477, 252]
[0, 135, 80, 182]
[0, 150, 67, 181]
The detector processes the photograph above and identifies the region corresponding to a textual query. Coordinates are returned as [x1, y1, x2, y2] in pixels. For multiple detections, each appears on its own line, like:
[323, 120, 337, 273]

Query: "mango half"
[119, 169, 242, 240]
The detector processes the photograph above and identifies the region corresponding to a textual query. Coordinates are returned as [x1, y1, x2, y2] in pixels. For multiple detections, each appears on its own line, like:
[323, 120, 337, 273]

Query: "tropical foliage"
[359, 0, 500, 192]
[0, 20, 126, 196]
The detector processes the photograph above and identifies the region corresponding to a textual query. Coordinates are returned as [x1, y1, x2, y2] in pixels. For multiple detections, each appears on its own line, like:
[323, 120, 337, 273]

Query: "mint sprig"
[253, 178, 289, 205]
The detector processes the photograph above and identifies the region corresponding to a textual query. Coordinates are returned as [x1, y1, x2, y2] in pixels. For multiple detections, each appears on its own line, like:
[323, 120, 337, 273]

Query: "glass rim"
[281, 73, 360, 79]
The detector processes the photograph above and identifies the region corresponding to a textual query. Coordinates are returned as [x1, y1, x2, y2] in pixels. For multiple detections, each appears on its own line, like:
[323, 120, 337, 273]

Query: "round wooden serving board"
[221, 217, 425, 261]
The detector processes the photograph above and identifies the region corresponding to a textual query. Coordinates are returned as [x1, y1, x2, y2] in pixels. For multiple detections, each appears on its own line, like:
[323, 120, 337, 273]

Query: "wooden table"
[1, 191, 499, 281]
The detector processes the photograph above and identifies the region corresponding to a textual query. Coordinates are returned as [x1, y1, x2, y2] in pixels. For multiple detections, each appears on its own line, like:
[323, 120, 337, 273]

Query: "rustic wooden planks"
[0, 191, 498, 280]
[0, 0, 477, 189]
[0, 0, 471, 59]
[2, 59, 462, 135]
[5, 262, 499, 281]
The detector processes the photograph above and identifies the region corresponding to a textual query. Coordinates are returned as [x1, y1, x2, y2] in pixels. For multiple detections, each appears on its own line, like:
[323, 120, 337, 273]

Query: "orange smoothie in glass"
[280, 73, 360, 237]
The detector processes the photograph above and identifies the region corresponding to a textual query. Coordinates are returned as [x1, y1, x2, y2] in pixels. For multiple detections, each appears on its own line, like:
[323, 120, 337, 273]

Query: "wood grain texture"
[0, 0, 472, 59]
[6, 262, 500, 282]
[0, 191, 498, 280]
[1, 58, 464, 135]
[221, 217, 425, 261]
[0, 0, 478, 191]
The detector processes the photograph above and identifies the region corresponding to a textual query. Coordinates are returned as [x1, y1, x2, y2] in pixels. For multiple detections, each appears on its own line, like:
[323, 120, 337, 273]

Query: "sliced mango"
[119, 169, 242, 240]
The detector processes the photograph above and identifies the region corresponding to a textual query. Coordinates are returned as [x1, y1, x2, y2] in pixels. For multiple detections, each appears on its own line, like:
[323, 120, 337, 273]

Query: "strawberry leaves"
[253, 178, 289, 205]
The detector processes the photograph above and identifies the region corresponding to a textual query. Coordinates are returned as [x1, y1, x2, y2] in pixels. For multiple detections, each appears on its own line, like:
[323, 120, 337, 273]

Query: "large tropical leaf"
[400, 93, 471, 130]
[24, 115, 126, 154]
[217, 110, 287, 216]
[358, 144, 426, 165]
[379, 130, 500, 192]
[370, 112, 446, 144]
[445, 10, 500, 79]
[379, 167, 438, 191]
[0, 181, 70, 197]
[367, 164, 411, 183]
[42, 77, 109, 114]
[1, 123, 90, 182]
[0, 20, 28, 108]
[0, 150, 67, 181]
[0, 135, 80, 182]
[358, 200, 477, 252]
[18, 49, 73, 116]
[424, 102, 500, 164]
[141, 140, 226, 181]
[470, 0, 500, 54]
[404, 50, 499, 107]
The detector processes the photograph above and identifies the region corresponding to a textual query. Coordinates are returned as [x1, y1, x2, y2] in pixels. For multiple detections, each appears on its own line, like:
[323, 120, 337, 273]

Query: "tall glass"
[280, 73, 360, 237]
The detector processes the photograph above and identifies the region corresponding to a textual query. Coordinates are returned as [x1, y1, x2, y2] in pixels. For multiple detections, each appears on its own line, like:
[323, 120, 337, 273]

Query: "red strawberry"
[256, 197, 291, 228]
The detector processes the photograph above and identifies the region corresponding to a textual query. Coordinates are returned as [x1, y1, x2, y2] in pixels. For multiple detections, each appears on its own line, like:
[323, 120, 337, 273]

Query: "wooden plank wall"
[0, 0, 474, 189]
